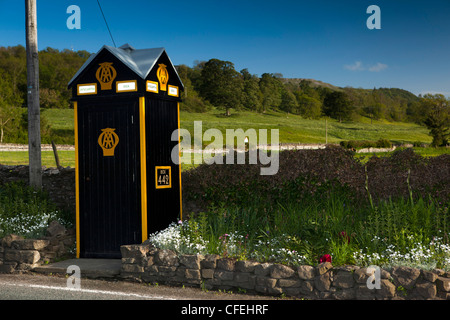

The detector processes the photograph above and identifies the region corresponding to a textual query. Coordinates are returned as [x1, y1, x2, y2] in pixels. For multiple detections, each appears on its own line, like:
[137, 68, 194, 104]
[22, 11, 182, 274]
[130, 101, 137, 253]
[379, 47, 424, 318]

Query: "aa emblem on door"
[98, 128, 119, 156]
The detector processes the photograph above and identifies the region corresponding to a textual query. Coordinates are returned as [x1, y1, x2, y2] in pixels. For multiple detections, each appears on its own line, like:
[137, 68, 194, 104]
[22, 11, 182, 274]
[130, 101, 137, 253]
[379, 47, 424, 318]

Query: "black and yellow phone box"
[68, 44, 184, 258]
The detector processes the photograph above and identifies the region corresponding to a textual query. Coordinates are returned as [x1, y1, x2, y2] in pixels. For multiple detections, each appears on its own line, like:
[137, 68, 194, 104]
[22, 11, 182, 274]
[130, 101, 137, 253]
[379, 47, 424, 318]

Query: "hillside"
[40, 107, 432, 146]
[281, 78, 341, 91]
[0, 45, 441, 147]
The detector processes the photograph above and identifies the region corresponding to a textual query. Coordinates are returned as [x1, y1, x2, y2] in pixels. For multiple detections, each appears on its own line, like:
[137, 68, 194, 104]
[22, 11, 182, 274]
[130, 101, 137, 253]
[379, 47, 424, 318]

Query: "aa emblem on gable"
[96, 62, 117, 90]
[98, 128, 119, 156]
[156, 63, 169, 91]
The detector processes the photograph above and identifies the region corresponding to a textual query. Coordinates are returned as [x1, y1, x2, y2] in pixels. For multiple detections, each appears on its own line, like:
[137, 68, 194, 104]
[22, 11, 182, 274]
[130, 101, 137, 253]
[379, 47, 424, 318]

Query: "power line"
[96, 0, 116, 47]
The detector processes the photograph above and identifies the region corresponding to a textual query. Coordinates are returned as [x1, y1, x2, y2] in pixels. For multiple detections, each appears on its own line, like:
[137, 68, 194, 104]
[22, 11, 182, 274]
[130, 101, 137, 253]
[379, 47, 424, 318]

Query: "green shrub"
[177, 147, 450, 268]
[376, 139, 391, 148]
[340, 139, 392, 149]
[0, 181, 60, 238]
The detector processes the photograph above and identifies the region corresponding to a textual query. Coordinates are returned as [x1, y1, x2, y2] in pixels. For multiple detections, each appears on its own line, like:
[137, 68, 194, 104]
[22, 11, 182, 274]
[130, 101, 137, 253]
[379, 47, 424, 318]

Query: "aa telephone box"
[68, 44, 184, 258]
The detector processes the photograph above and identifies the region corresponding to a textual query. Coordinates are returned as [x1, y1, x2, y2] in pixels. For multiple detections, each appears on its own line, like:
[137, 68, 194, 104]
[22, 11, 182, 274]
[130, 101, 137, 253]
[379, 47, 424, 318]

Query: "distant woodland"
[0, 45, 448, 146]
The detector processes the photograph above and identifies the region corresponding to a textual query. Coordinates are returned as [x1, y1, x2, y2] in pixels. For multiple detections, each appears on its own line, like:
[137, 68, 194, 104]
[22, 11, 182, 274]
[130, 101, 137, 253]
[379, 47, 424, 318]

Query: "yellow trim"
[74, 101, 80, 258]
[116, 80, 138, 93]
[177, 102, 183, 221]
[77, 83, 97, 95]
[146, 80, 159, 93]
[139, 97, 148, 242]
[155, 166, 172, 189]
[168, 85, 179, 97]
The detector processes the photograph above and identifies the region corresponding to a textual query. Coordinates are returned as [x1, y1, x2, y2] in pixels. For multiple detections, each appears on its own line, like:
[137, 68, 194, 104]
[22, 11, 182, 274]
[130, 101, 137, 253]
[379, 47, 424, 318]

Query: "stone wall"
[120, 244, 450, 300]
[0, 221, 75, 273]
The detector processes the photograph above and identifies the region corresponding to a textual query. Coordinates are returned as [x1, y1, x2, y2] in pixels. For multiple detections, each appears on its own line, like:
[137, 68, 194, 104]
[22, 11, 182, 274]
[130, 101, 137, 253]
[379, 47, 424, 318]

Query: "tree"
[0, 75, 22, 143]
[422, 94, 450, 147]
[363, 102, 386, 123]
[323, 91, 355, 122]
[259, 73, 283, 112]
[176, 64, 210, 112]
[198, 59, 243, 116]
[280, 89, 298, 113]
[406, 100, 427, 124]
[296, 93, 322, 119]
[240, 69, 262, 112]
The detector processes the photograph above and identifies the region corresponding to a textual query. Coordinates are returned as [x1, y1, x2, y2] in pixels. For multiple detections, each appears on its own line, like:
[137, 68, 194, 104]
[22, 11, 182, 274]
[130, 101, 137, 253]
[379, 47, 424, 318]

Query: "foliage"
[240, 69, 263, 112]
[148, 221, 208, 255]
[0, 107, 61, 144]
[323, 91, 355, 122]
[198, 59, 243, 116]
[0, 181, 62, 238]
[155, 178, 449, 269]
[259, 73, 283, 112]
[0, 45, 447, 146]
[0, 46, 88, 143]
[295, 94, 322, 119]
[422, 94, 450, 147]
[340, 139, 392, 149]
[0, 69, 23, 143]
[1, 45, 446, 146]
[0, 45, 89, 110]
[174, 147, 450, 268]
[183, 147, 449, 212]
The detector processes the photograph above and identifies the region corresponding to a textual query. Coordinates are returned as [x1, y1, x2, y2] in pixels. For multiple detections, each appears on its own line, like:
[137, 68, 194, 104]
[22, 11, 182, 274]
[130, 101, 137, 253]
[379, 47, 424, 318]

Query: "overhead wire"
[96, 0, 116, 47]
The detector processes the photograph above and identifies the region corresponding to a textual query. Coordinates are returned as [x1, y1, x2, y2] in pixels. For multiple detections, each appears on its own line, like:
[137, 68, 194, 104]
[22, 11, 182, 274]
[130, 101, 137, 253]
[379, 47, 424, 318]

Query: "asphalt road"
[0, 273, 429, 317]
[0, 273, 273, 301]
[0, 273, 286, 318]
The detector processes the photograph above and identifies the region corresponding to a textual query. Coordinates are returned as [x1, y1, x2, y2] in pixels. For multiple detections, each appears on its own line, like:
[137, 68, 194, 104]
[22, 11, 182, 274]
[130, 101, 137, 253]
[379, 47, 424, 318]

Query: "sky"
[1, 0, 450, 97]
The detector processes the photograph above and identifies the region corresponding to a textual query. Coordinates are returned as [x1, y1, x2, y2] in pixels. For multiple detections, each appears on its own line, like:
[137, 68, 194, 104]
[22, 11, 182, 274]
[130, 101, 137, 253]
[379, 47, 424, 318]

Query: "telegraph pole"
[25, 0, 42, 189]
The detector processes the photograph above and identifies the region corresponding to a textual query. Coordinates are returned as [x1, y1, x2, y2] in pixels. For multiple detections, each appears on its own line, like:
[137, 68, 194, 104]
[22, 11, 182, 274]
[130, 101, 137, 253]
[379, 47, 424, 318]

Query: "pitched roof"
[68, 44, 183, 89]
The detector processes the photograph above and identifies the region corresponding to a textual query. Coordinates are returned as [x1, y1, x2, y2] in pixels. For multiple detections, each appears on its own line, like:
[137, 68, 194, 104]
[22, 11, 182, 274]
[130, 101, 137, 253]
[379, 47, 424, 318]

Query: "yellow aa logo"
[156, 63, 169, 91]
[98, 128, 119, 156]
[95, 62, 117, 90]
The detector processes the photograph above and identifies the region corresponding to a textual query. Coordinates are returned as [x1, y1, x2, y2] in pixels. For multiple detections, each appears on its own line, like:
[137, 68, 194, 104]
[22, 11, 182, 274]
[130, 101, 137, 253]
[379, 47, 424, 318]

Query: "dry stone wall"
[120, 244, 450, 300]
[0, 221, 75, 273]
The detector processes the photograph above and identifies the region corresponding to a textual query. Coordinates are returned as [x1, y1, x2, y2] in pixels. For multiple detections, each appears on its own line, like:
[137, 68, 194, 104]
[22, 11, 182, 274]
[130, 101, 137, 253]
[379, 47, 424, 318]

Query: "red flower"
[340, 231, 350, 244]
[319, 254, 332, 263]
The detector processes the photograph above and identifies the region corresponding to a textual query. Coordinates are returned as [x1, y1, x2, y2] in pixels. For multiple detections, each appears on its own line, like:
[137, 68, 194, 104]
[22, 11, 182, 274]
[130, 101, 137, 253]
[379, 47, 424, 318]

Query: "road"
[0, 273, 273, 301]
[0, 273, 285, 318]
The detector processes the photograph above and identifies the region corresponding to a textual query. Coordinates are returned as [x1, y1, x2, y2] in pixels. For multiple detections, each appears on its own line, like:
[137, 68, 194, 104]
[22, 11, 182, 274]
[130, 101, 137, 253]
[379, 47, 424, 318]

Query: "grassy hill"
[41, 107, 433, 146]
[0, 107, 446, 168]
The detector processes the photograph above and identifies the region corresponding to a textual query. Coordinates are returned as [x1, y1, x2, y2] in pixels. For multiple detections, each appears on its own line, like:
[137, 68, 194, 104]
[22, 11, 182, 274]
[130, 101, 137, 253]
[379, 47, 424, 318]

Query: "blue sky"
[1, 0, 450, 96]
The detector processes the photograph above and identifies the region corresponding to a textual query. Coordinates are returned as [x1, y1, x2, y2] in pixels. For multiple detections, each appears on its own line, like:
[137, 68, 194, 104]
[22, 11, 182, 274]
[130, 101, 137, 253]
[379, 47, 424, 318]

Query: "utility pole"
[26, 0, 42, 189]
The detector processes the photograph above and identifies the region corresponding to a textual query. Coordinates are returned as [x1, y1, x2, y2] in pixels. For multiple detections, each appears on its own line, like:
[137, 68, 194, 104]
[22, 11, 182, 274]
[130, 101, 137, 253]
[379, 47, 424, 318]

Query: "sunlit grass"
[40, 107, 433, 146]
[0, 151, 75, 167]
[2, 108, 445, 168]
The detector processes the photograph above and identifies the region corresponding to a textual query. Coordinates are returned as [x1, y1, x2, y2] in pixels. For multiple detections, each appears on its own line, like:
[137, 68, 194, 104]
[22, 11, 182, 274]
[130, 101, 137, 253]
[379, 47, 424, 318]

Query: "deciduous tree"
[422, 94, 450, 147]
[199, 59, 243, 116]
[323, 91, 355, 122]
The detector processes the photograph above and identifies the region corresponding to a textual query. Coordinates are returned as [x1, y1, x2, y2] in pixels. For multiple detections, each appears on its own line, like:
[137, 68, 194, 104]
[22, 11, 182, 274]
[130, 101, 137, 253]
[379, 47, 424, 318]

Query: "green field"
[42, 107, 433, 144]
[180, 108, 433, 145]
[0, 107, 447, 168]
[0, 150, 75, 168]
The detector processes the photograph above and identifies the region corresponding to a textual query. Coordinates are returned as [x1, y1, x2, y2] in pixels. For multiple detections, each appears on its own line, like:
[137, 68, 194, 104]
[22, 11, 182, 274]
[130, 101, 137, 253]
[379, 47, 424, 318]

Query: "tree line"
[0, 45, 448, 146]
[0, 45, 89, 143]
